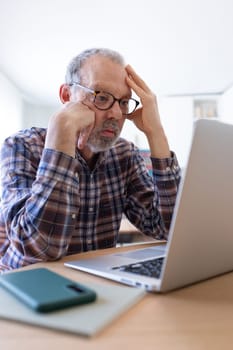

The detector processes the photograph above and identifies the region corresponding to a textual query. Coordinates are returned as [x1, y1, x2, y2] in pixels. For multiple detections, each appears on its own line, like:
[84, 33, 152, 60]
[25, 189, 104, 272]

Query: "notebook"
[65, 119, 233, 293]
[0, 279, 145, 337]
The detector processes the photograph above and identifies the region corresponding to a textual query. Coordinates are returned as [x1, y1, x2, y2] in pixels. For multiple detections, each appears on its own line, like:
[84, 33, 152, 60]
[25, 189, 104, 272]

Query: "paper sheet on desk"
[0, 282, 145, 337]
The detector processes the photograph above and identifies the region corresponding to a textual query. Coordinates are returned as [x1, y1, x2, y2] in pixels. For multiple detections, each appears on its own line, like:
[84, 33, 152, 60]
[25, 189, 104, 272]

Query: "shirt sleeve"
[0, 135, 80, 271]
[124, 149, 181, 240]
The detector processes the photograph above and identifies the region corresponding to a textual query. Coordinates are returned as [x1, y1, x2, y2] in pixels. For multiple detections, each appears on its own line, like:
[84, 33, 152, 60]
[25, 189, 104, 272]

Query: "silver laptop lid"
[160, 118, 233, 291]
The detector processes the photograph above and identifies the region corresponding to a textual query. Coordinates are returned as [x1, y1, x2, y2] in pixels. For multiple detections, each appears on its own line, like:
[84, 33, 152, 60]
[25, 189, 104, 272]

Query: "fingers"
[77, 101, 96, 149]
[125, 65, 150, 93]
[126, 65, 157, 111]
[77, 124, 94, 150]
[61, 101, 95, 150]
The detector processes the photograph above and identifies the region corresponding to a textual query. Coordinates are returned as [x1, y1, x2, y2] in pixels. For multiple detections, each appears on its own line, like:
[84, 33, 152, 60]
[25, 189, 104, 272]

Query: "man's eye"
[120, 99, 129, 107]
[96, 94, 110, 103]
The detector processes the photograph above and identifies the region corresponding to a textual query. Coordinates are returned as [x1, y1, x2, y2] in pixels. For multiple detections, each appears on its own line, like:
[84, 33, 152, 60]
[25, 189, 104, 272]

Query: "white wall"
[219, 85, 233, 124]
[0, 72, 23, 144]
[0, 71, 60, 144]
[22, 101, 59, 129]
[159, 96, 194, 167]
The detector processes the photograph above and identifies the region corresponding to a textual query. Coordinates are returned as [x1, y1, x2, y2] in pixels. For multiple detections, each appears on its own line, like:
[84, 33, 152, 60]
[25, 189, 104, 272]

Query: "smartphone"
[0, 267, 97, 313]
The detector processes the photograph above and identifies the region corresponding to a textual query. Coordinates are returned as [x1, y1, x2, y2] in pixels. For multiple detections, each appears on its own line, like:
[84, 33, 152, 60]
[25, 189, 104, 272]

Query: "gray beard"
[86, 121, 121, 153]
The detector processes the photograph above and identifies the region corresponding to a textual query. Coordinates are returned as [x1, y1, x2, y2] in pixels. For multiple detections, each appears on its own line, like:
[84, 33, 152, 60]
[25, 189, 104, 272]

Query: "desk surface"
[1, 242, 233, 350]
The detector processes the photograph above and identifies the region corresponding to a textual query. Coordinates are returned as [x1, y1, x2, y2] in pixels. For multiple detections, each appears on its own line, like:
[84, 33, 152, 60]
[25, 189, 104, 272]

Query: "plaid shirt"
[0, 127, 180, 272]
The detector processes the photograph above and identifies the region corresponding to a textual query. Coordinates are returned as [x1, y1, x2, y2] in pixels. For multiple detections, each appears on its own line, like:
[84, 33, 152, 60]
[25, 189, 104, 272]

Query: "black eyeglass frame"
[69, 82, 140, 115]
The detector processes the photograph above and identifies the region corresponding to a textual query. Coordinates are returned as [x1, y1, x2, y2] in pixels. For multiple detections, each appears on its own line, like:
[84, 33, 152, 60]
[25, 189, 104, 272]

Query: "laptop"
[65, 119, 233, 293]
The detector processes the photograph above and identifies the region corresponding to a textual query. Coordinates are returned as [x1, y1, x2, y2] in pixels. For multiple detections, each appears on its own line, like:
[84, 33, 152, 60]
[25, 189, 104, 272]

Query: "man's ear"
[59, 84, 71, 103]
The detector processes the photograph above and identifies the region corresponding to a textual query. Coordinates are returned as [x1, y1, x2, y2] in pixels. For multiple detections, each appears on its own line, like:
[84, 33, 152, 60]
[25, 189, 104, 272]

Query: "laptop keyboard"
[112, 257, 165, 279]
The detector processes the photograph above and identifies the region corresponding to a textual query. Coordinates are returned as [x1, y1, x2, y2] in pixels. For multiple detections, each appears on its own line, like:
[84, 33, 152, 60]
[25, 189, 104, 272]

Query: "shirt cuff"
[151, 151, 180, 174]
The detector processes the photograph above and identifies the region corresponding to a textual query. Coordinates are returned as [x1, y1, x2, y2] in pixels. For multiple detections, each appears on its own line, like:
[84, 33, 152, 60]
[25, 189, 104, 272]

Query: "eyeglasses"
[69, 82, 139, 115]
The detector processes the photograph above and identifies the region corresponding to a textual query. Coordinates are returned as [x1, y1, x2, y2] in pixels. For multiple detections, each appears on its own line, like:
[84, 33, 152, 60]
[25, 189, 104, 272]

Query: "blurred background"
[0, 0, 233, 167]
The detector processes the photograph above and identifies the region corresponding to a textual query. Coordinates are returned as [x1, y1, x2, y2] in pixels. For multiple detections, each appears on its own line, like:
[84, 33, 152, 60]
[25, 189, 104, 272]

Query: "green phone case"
[0, 267, 97, 313]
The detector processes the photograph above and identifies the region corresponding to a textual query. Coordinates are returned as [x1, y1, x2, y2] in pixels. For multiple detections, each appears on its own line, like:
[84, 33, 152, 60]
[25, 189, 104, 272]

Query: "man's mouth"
[101, 128, 116, 138]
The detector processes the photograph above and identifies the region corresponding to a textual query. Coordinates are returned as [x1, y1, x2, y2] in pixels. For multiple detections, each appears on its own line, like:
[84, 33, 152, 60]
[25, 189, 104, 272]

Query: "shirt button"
[89, 207, 94, 212]
[87, 239, 92, 244]
[71, 213, 76, 219]
[166, 166, 170, 171]
[75, 172, 78, 178]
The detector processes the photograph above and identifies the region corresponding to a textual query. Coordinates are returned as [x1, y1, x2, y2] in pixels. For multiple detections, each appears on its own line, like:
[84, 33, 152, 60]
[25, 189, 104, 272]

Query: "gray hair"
[65, 48, 125, 84]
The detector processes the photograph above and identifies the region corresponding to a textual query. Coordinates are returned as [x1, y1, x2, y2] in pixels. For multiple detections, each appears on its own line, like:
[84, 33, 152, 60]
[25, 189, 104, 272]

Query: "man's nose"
[106, 100, 123, 119]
